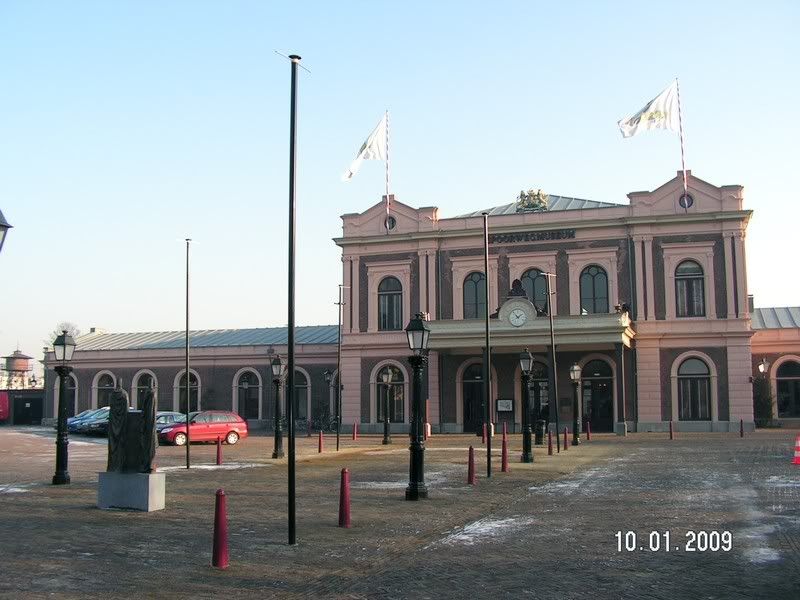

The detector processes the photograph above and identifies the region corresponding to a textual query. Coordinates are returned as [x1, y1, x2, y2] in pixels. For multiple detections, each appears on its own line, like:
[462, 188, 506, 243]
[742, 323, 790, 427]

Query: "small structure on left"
[97, 383, 165, 511]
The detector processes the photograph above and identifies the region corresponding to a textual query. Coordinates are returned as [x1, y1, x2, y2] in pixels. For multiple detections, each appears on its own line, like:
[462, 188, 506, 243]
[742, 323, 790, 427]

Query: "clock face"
[509, 308, 527, 327]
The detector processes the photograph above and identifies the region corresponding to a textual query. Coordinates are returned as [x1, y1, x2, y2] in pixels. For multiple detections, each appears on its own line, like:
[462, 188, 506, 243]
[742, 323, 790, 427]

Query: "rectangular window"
[676, 278, 705, 317]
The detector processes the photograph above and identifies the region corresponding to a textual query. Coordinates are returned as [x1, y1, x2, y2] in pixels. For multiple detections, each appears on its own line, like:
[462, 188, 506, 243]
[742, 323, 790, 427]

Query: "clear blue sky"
[1, 1, 798, 373]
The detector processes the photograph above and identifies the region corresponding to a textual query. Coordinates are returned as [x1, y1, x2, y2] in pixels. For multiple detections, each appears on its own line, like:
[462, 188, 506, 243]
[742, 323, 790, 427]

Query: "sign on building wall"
[489, 230, 576, 244]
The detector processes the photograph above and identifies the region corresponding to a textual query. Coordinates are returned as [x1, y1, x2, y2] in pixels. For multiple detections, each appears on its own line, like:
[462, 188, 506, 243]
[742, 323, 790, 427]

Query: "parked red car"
[158, 411, 248, 446]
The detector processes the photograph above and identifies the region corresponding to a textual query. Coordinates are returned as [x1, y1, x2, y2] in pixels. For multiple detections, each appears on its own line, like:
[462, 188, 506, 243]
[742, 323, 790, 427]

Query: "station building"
[42, 172, 800, 432]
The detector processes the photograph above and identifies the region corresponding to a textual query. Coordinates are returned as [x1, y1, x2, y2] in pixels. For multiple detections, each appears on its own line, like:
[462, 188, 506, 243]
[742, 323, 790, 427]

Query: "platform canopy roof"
[751, 307, 800, 330]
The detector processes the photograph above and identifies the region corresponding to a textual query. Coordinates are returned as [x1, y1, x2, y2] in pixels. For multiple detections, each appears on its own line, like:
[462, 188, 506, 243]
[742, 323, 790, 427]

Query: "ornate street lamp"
[52, 330, 76, 485]
[758, 357, 770, 376]
[271, 355, 286, 459]
[0, 209, 12, 255]
[569, 363, 582, 446]
[519, 348, 534, 463]
[404, 313, 430, 500]
[381, 369, 392, 445]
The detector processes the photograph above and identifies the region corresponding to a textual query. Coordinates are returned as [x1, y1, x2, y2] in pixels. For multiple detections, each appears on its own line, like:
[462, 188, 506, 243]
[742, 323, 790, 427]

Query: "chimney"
[747, 295, 755, 313]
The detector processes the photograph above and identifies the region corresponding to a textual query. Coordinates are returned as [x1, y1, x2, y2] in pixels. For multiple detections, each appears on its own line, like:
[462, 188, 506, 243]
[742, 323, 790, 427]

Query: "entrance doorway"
[13, 395, 44, 425]
[581, 359, 614, 432]
[462, 363, 484, 433]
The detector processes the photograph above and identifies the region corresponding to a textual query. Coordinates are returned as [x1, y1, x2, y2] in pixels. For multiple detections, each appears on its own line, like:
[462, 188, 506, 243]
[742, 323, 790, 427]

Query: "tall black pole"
[336, 284, 345, 452]
[405, 353, 428, 500]
[546, 273, 560, 452]
[521, 370, 533, 463]
[482, 212, 492, 477]
[286, 53, 301, 546]
[185, 238, 191, 468]
[272, 377, 285, 459]
[52, 364, 71, 485]
[572, 380, 581, 446]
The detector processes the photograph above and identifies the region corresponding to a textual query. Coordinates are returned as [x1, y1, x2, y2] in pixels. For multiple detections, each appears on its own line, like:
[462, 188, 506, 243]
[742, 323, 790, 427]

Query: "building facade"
[44, 172, 791, 432]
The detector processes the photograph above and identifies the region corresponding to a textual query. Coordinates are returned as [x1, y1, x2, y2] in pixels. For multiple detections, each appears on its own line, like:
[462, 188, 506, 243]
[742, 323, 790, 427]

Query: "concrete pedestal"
[98, 472, 165, 512]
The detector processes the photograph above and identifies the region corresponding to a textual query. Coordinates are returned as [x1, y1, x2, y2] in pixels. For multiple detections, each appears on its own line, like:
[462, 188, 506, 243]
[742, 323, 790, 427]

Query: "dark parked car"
[159, 411, 248, 446]
[67, 407, 109, 433]
[80, 410, 111, 435]
[156, 411, 185, 432]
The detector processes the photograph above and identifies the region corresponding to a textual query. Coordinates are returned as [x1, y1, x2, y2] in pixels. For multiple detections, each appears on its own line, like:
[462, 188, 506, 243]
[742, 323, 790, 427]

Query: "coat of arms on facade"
[516, 189, 549, 212]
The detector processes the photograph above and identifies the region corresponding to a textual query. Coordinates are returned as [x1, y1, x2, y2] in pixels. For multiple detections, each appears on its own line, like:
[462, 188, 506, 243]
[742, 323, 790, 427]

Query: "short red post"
[586, 421, 591, 441]
[212, 489, 229, 569]
[563, 427, 569, 451]
[338, 468, 351, 528]
[501, 428, 509, 472]
[467, 446, 476, 485]
[740, 418, 744, 438]
[547, 430, 553, 456]
[481, 423, 487, 444]
[318, 429, 324, 453]
[216, 436, 222, 466]
[352, 422, 358, 441]
[669, 420, 674, 440]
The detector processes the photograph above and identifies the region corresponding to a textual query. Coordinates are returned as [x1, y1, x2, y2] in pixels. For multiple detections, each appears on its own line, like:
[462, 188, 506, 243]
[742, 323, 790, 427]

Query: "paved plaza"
[0, 427, 798, 599]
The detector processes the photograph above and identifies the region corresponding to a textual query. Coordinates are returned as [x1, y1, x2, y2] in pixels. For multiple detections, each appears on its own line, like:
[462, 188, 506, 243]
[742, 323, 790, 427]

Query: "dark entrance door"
[462, 363, 484, 433]
[13, 395, 44, 425]
[581, 360, 614, 433]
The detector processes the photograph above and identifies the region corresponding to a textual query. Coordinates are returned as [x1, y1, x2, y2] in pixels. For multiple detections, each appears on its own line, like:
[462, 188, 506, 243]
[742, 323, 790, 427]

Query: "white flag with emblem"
[618, 81, 680, 138]
[341, 115, 387, 182]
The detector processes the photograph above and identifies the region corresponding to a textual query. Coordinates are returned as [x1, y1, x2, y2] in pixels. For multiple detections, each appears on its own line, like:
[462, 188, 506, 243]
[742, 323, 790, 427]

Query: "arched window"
[292, 370, 309, 422]
[378, 276, 403, 331]
[96, 374, 115, 408]
[377, 365, 405, 423]
[178, 372, 199, 413]
[237, 371, 260, 420]
[580, 265, 609, 314]
[777, 361, 800, 418]
[134, 372, 156, 407]
[677, 358, 711, 420]
[463, 271, 486, 319]
[521, 268, 547, 311]
[675, 260, 705, 317]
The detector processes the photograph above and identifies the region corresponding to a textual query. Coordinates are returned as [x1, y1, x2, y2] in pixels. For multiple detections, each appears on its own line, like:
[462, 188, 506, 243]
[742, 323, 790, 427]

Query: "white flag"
[341, 115, 387, 182]
[618, 81, 680, 138]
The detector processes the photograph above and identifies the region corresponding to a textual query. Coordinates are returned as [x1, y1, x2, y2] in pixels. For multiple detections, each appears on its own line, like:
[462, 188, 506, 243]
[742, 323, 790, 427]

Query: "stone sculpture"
[107, 381, 157, 474]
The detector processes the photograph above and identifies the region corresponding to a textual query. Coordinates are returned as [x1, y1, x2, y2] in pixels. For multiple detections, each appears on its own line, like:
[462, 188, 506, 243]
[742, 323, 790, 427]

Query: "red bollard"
[547, 430, 553, 456]
[216, 436, 222, 466]
[481, 423, 487, 445]
[467, 446, 476, 485]
[563, 427, 569, 451]
[352, 422, 358, 441]
[338, 468, 351, 528]
[740, 418, 744, 438]
[212, 489, 229, 569]
[318, 430, 324, 453]
[501, 431, 510, 473]
[586, 421, 591, 442]
[669, 420, 674, 440]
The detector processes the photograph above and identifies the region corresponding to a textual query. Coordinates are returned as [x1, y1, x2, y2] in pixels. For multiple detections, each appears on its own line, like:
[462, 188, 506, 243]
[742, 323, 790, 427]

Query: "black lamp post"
[0, 209, 11, 255]
[569, 363, 582, 446]
[271, 356, 286, 459]
[405, 313, 430, 501]
[519, 348, 534, 463]
[381, 370, 392, 445]
[52, 330, 76, 485]
[323, 368, 332, 423]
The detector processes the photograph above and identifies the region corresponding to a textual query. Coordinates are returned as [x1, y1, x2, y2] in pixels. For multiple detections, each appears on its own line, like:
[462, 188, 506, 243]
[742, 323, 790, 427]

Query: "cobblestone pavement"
[0, 427, 798, 599]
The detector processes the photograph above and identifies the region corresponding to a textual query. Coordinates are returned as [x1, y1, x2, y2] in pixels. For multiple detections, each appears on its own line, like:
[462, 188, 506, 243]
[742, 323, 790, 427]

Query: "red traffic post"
[501, 431, 510, 473]
[547, 430, 553, 456]
[318, 429, 324, 453]
[586, 421, 591, 442]
[563, 427, 569, 451]
[338, 468, 351, 528]
[216, 436, 223, 466]
[352, 422, 358, 441]
[740, 418, 744, 438]
[669, 420, 674, 440]
[212, 489, 229, 569]
[481, 423, 487, 445]
[467, 446, 476, 485]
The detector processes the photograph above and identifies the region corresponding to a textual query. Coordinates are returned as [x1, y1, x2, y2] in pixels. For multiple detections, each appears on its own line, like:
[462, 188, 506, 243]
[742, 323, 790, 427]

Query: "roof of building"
[751, 307, 800, 330]
[455, 195, 622, 218]
[74, 325, 339, 351]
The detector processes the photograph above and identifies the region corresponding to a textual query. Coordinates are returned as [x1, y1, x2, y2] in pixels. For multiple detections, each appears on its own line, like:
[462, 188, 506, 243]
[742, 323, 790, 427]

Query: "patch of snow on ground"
[351, 469, 461, 490]
[0, 483, 35, 493]
[158, 462, 268, 472]
[436, 516, 537, 546]
[765, 475, 800, 488]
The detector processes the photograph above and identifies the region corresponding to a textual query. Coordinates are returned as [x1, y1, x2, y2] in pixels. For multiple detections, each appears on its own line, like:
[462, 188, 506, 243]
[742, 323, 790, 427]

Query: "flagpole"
[385, 109, 390, 233]
[675, 78, 689, 203]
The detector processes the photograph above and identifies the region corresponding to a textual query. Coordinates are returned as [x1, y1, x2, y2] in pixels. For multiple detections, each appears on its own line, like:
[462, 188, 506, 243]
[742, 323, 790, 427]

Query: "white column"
[342, 256, 352, 332]
[633, 236, 647, 320]
[643, 238, 655, 320]
[723, 233, 736, 319]
[734, 233, 749, 318]
[340, 350, 362, 425]
[351, 256, 360, 332]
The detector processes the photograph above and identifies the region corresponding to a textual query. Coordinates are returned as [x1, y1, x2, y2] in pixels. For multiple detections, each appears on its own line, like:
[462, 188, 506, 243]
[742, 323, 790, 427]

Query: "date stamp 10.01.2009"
[615, 531, 732, 553]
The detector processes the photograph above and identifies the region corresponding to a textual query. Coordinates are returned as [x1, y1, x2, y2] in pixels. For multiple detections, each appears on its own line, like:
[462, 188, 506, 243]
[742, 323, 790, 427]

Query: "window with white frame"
[463, 271, 486, 319]
[378, 276, 403, 330]
[675, 260, 705, 317]
[579, 265, 609, 314]
[677, 357, 711, 420]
